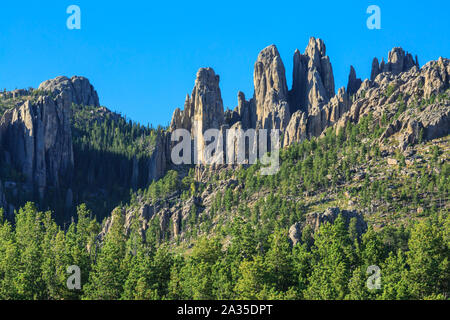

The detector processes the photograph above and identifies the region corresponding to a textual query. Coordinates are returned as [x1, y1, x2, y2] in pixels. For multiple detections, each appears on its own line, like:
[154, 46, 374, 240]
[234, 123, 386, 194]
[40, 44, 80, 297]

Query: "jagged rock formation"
[289, 207, 368, 245]
[252, 45, 290, 130]
[289, 37, 335, 114]
[336, 57, 450, 150]
[283, 110, 307, 147]
[170, 68, 226, 164]
[170, 68, 224, 134]
[347, 66, 362, 96]
[0, 76, 99, 199]
[236, 91, 256, 129]
[99, 39, 450, 243]
[371, 47, 419, 80]
[283, 37, 344, 146]
[167, 37, 448, 166]
[2, 37, 449, 234]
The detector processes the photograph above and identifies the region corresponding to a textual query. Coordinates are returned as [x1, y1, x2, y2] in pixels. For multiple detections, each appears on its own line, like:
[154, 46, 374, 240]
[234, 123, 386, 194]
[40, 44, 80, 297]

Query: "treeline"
[0, 202, 448, 300]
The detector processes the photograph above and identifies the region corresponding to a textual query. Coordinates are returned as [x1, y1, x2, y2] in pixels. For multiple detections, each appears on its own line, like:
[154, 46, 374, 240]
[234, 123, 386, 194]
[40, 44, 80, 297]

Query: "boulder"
[289, 207, 367, 245]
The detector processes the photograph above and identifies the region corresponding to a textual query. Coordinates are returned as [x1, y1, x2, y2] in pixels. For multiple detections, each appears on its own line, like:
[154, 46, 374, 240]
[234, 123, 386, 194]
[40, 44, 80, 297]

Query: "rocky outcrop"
[289, 207, 367, 245]
[236, 91, 256, 129]
[170, 68, 224, 134]
[0, 96, 74, 197]
[38, 76, 100, 108]
[370, 58, 380, 81]
[252, 45, 290, 130]
[336, 56, 449, 150]
[0, 76, 100, 199]
[371, 47, 419, 80]
[169, 68, 225, 164]
[283, 111, 307, 147]
[289, 37, 335, 114]
[347, 66, 362, 96]
[281, 37, 343, 145]
[283, 86, 350, 146]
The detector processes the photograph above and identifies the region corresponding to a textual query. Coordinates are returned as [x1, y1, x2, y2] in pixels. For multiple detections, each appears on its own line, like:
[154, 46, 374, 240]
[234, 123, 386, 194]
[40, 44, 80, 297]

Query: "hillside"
[0, 38, 448, 300]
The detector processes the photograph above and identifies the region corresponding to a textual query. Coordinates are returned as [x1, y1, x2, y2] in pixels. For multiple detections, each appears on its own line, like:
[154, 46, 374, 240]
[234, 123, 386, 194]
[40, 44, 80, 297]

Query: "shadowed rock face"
[0, 96, 74, 198]
[347, 65, 362, 96]
[0, 76, 100, 199]
[0, 180, 6, 212]
[289, 37, 335, 114]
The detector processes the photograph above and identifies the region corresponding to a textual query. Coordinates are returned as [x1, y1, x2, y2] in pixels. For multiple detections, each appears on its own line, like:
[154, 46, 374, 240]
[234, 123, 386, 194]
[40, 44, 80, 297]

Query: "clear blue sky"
[0, 0, 449, 127]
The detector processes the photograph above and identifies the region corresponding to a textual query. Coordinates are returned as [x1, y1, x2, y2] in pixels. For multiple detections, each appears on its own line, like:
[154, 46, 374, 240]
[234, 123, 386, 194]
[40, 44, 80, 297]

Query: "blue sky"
[0, 0, 449, 127]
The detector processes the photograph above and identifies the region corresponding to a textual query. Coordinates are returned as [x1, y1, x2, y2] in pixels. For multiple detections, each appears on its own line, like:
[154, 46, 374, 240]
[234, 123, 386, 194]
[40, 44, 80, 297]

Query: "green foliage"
[0, 197, 448, 300]
[385, 84, 396, 97]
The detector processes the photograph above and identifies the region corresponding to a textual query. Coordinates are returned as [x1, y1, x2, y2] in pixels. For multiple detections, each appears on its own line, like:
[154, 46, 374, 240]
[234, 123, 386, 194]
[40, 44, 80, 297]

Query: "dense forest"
[0, 199, 447, 300]
[70, 103, 161, 221]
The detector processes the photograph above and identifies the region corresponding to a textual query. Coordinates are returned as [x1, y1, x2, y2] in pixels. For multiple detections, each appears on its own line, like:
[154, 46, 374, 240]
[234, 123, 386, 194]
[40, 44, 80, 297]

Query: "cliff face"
[252, 45, 291, 130]
[0, 76, 99, 200]
[170, 68, 224, 135]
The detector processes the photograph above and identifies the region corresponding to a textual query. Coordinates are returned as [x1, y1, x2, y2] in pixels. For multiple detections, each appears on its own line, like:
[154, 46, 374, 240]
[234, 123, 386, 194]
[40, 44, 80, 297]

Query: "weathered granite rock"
[338, 56, 449, 151]
[0, 96, 74, 197]
[38, 76, 100, 107]
[226, 121, 258, 164]
[0, 75, 101, 200]
[422, 57, 450, 98]
[289, 221, 303, 246]
[371, 47, 419, 80]
[283, 110, 307, 147]
[253, 45, 290, 130]
[170, 68, 224, 134]
[224, 108, 240, 128]
[289, 207, 367, 245]
[236, 91, 256, 129]
[370, 57, 380, 81]
[169, 68, 225, 164]
[289, 37, 335, 114]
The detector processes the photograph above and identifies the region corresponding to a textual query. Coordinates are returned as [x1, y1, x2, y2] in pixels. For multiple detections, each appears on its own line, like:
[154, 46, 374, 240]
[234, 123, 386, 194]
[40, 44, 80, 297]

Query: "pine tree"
[83, 209, 127, 300]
